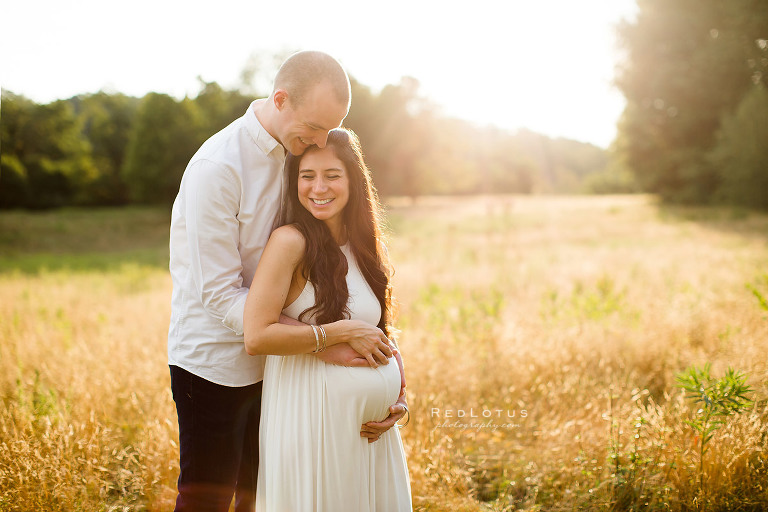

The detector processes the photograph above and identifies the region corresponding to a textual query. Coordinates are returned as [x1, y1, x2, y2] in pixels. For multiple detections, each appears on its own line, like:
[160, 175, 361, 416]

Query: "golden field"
[1, 195, 768, 511]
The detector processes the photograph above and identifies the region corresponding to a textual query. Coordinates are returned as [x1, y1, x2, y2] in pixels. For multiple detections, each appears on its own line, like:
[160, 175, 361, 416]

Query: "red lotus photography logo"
[430, 407, 528, 431]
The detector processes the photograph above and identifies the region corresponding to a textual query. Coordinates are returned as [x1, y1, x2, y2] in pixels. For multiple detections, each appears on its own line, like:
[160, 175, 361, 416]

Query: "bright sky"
[2, 0, 636, 148]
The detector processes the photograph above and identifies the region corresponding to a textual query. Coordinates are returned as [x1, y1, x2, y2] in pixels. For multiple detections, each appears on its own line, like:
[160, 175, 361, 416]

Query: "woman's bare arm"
[244, 226, 393, 366]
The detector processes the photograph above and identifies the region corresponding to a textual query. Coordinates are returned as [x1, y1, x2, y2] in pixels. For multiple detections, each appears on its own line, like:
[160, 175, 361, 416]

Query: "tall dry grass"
[388, 195, 768, 511]
[0, 266, 178, 510]
[1, 195, 768, 510]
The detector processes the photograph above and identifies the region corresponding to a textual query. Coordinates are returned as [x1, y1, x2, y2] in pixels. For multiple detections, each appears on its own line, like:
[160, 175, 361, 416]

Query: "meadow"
[1, 195, 768, 511]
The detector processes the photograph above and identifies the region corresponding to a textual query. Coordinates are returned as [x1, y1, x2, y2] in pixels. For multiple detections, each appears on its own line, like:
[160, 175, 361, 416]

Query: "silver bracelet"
[318, 324, 327, 352]
[396, 404, 409, 429]
[310, 324, 321, 353]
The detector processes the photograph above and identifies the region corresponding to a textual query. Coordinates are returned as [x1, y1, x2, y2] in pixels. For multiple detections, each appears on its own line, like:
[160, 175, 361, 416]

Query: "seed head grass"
[2, 195, 768, 510]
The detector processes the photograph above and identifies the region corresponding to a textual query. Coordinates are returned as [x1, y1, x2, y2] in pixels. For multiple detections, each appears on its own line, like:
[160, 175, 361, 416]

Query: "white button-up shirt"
[168, 100, 286, 386]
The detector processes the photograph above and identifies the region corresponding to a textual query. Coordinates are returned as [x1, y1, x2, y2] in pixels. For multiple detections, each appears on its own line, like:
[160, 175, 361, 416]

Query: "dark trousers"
[170, 365, 262, 512]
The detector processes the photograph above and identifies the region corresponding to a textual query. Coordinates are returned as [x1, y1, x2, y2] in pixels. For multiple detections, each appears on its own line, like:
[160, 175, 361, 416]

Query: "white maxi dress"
[256, 244, 412, 512]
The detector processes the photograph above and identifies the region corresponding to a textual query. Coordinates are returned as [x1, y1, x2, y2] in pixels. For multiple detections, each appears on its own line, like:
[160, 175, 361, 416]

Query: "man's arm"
[182, 161, 249, 334]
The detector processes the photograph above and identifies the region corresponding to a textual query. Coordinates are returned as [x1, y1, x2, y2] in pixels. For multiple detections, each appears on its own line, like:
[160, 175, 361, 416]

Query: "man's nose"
[314, 131, 329, 149]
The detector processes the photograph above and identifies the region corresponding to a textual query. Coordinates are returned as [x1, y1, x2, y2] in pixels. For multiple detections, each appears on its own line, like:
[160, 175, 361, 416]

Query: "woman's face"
[297, 146, 350, 230]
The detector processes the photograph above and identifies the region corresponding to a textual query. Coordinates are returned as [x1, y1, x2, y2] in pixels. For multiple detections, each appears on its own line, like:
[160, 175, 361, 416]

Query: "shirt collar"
[244, 100, 283, 156]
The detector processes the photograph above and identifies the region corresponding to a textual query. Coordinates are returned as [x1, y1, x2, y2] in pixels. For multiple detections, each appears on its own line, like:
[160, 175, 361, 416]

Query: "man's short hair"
[274, 51, 351, 109]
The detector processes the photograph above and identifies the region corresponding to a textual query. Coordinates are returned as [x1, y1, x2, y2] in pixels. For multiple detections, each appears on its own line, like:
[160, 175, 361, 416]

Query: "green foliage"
[746, 274, 768, 313]
[0, 92, 35, 206]
[4, 65, 616, 209]
[413, 283, 504, 349]
[0, 206, 169, 274]
[616, 0, 768, 206]
[749, 286, 768, 312]
[583, 146, 639, 194]
[677, 364, 753, 453]
[345, 77, 438, 197]
[0, 92, 97, 208]
[709, 85, 768, 210]
[542, 275, 634, 325]
[344, 78, 608, 198]
[73, 92, 140, 205]
[121, 93, 204, 204]
[607, 393, 661, 509]
[676, 363, 753, 492]
[193, 79, 252, 136]
[15, 370, 63, 423]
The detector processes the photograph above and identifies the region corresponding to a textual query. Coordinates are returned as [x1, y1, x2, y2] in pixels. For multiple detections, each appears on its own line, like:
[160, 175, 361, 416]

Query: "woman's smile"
[297, 146, 350, 241]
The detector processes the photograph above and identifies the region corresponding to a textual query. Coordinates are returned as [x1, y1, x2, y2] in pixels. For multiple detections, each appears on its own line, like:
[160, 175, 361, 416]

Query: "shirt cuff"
[222, 294, 247, 336]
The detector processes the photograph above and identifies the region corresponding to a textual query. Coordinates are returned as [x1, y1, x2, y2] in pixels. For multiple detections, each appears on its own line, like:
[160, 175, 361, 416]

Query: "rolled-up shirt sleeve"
[184, 159, 248, 335]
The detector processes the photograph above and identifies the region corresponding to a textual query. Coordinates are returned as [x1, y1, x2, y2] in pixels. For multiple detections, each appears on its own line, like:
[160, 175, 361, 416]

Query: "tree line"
[3, 0, 767, 212]
[615, 0, 768, 209]
[0, 74, 614, 209]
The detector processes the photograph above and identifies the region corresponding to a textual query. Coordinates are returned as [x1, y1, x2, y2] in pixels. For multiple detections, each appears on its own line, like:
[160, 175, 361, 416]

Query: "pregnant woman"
[243, 128, 412, 511]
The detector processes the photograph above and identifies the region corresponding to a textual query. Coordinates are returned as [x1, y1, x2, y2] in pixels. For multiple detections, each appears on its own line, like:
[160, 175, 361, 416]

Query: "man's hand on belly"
[281, 314, 393, 367]
[313, 343, 370, 367]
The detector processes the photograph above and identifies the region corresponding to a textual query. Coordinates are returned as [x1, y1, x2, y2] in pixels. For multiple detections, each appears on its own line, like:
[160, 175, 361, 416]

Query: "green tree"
[465, 127, 537, 195]
[616, 0, 768, 203]
[344, 77, 609, 198]
[74, 92, 140, 205]
[122, 93, 203, 205]
[708, 84, 768, 209]
[345, 77, 434, 197]
[583, 145, 638, 194]
[1, 91, 96, 209]
[1, 91, 35, 207]
[194, 79, 253, 137]
[549, 138, 610, 194]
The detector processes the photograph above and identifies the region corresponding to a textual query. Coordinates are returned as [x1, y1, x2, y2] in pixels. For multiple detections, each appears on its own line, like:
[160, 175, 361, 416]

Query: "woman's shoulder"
[267, 224, 307, 255]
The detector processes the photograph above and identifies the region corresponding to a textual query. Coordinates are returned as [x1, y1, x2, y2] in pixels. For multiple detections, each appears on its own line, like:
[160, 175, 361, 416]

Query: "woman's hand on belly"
[360, 399, 408, 443]
[357, 359, 407, 443]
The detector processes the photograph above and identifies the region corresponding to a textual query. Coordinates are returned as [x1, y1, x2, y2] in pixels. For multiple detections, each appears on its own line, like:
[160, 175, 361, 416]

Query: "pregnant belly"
[324, 356, 401, 424]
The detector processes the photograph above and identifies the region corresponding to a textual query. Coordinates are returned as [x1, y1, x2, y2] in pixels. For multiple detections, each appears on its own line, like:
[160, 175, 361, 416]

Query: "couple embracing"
[167, 51, 412, 511]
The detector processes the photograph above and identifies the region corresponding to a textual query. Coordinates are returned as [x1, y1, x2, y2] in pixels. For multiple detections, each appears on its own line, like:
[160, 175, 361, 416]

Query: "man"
[168, 51, 407, 511]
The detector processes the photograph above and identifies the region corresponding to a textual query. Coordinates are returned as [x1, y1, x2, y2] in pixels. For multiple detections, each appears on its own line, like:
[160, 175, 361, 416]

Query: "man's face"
[275, 81, 348, 156]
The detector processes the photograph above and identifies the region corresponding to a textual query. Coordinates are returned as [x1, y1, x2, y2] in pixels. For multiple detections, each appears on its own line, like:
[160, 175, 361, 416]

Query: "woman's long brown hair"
[283, 128, 394, 337]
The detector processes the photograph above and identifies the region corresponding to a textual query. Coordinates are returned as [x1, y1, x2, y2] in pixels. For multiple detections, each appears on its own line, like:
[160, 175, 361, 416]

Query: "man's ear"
[274, 89, 289, 110]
